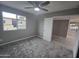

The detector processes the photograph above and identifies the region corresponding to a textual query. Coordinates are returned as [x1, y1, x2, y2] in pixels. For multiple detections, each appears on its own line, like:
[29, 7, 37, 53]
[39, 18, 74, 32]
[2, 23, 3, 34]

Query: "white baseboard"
[0, 35, 37, 46]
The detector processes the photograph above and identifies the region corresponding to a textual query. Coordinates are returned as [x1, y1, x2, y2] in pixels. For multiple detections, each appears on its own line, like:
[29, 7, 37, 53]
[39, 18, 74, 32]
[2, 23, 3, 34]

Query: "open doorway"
[52, 15, 79, 57]
[52, 20, 69, 42]
[52, 18, 70, 50]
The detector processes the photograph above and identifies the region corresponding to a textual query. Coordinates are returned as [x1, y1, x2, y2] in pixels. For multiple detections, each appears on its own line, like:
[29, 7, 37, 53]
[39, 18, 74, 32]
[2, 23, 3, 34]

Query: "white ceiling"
[0, 1, 79, 15]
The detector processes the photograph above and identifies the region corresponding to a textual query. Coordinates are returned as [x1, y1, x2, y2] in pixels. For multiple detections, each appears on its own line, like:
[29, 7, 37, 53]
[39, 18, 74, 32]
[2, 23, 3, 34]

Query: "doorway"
[52, 20, 69, 43]
[52, 15, 79, 57]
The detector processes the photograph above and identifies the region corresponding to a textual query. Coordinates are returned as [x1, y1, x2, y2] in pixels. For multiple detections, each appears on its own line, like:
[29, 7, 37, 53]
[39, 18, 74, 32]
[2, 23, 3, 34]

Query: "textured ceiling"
[0, 1, 79, 15]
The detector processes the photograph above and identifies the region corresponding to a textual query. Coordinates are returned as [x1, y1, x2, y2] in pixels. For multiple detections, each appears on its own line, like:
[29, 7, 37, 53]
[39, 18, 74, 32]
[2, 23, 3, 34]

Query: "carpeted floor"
[0, 37, 73, 58]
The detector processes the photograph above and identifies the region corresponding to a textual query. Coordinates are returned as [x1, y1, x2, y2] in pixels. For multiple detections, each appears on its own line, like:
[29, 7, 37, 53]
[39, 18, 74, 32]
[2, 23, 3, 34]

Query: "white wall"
[66, 18, 79, 57]
[38, 17, 44, 38]
[43, 18, 53, 41]
[73, 30, 79, 58]
[0, 4, 38, 44]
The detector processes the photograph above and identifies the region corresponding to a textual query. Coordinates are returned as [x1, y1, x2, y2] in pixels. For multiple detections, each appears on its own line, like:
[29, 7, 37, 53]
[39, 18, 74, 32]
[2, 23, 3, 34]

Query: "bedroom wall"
[0, 5, 3, 42]
[37, 8, 79, 58]
[0, 4, 38, 44]
[67, 18, 79, 57]
[38, 8, 79, 38]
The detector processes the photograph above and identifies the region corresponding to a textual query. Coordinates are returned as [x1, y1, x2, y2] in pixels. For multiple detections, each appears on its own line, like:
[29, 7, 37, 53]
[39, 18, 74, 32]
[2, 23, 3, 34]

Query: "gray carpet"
[0, 37, 73, 58]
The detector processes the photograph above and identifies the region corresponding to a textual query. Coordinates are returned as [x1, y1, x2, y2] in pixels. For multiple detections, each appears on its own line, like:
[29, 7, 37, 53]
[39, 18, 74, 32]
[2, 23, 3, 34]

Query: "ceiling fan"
[24, 1, 50, 11]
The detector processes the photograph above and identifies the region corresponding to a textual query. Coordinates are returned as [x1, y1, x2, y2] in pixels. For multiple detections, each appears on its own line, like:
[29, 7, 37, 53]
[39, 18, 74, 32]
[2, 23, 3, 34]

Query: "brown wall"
[53, 20, 69, 37]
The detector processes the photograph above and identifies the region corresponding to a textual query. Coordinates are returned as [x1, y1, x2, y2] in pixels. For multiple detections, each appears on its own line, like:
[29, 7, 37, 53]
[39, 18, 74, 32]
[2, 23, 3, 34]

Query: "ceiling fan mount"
[24, 1, 50, 12]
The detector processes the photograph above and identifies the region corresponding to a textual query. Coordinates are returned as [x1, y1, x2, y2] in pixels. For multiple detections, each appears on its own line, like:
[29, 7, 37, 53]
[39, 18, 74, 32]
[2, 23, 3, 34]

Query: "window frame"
[2, 11, 26, 31]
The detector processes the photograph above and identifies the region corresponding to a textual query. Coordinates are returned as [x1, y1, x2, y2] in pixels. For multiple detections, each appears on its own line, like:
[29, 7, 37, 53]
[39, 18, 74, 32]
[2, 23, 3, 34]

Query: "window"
[2, 12, 16, 19]
[2, 11, 26, 31]
[70, 22, 79, 31]
[17, 15, 26, 29]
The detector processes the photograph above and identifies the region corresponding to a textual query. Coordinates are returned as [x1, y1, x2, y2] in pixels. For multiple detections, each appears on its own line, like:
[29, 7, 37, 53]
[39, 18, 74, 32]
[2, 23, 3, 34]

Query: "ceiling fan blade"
[39, 7, 48, 11]
[27, 1, 34, 5]
[24, 7, 34, 9]
[27, 1, 38, 7]
[40, 1, 50, 7]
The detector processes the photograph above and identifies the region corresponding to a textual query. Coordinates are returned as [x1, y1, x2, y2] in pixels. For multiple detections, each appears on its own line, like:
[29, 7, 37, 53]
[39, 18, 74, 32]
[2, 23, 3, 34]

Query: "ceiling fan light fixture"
[34, 7, 40, 11]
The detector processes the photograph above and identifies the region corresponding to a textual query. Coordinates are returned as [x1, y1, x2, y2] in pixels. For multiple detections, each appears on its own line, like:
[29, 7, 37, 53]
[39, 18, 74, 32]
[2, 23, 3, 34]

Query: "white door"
[43, 18, 53, 41]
